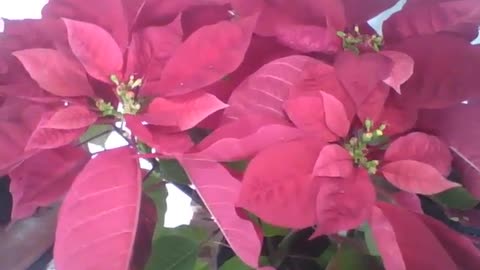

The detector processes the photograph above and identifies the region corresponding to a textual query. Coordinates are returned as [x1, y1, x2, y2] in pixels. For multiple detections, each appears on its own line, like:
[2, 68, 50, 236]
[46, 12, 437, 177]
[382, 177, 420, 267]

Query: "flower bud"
[374, 129, 383, 137]
[365, 119, 373, 131]
[131, 78, 143, 88]
[126, 91, 135, 99]
[362, 132, 373, 142]
[110, 74, 120, 85]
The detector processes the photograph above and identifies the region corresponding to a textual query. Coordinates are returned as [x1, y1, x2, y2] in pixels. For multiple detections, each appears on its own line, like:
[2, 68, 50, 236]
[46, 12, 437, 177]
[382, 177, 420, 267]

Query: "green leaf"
[159, 225, 209, 245]
[326, 243, 380, 270]
[433, 187, 479, 210]
[220, 256, 253, 270]
[261, 222, 289, 237]
[316, 244, 337, 267]
[80, 124, 113, 146]
[194, 260, 209, 270]
[363, 225, 380, 257]
[224, 160, 250, 172]
[145, 235, 198, 270]
[159, 159, 191, 185]
[188, 128, 211, 144]
[143, 171, 168, 239]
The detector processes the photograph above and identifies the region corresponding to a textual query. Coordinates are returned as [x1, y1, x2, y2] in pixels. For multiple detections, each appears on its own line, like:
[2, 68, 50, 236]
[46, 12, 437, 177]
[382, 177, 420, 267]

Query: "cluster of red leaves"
[1, 0, 480, 269]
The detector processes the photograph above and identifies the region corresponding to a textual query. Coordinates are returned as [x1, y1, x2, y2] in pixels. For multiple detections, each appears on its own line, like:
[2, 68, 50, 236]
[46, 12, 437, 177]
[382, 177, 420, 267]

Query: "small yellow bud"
[126, 91, 135, 99]
[362, 132, 373, 142]
[379, 124, 387, 131]
[350, 137, 358, 145]
[110, 74, 120, 85]
[365, 119, 373, 131]
[374, 129, 383, 137]
[131, 78, 143, 88]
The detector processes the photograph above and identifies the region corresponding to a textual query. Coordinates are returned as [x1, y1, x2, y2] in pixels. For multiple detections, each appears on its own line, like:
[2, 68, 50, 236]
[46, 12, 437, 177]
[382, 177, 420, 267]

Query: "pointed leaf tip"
[63, 18, 123, 83]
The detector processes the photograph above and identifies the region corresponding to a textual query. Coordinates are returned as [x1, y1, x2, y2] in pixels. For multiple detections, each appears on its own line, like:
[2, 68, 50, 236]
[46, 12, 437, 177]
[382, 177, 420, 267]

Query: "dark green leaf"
[224, 160, 250, 172]
[145, 235, 198, 270]
[362, 225, 380, 257]
[159, 225, 209, 245]
[188, 128, 211, 144]
[220, 256, 253, 270]
[80, 124, 113, 146]
[433, 187, 479, 210]
[326, 243, 380, 270]
[143, 171, 168, 239]
[315, 245, 337, 267]
[159, 159, 191, 185]
[261, 222, 289, 237]
[194, 260, 209, 270]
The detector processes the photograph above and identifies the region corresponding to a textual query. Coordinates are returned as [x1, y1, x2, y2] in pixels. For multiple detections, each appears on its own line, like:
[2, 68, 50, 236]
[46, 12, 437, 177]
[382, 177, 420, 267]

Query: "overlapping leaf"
[190, 115, 302, 162]
[418, 103, 480, 198]
[54, 147, 141, 270]
[312, 168, 376, 237]
[313, 144, 353, 178]
[383, 0, 480, 41]
[180, 159, 263, 268]
[225, 55, 320, 121]
[140, 92, 227, 130]
[64, 18, 123, 82]
[370, 202, 471, 270]
[384, 132, 452, 176]
[389, 34, 480, 109]
[13, 48, 94, 97]
[284, 91, 350, 141]
[238, 139, 324, 228]
[381, 160, 459, 195]
[9, 146, 89, 219]
[148, 14, 258, 97]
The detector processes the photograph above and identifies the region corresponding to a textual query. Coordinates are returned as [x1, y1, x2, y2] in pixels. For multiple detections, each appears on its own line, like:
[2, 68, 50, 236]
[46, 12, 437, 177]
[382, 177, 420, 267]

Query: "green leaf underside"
[145, 235, 199, 270]
[159, 159, 191, 185]
[220, 256, 253, 270]
[433, 187, 479, 210]
[80, 124, 113, 146]
[326, 243, 380, 270]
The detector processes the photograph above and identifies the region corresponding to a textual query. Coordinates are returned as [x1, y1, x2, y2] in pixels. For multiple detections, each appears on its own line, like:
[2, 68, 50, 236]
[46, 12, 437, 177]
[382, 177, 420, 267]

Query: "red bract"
[313, 144, 353, 178]
[54, 147, 141, 270]
[9, 146, 89, 219]
[383, 0, 480, 42]
[0, 99, 47, 173]
[370, 202, 458, 270]
[238, 139, 325, 228]
[180, 159, 263, 268]
[387, 34, 480, 109]
[312, 168, 375, 237]
[370, 202, 480, 270]
[190, 115, 302, 161]
[12, 48, 95, 97]
[64, 18, 124, 83]
[418, 103, 480, 198]
[2, 0, 480, 269]
[381, 160, 460, 195]
[384, 132, 453, 176]
[142, 14, 258, 97]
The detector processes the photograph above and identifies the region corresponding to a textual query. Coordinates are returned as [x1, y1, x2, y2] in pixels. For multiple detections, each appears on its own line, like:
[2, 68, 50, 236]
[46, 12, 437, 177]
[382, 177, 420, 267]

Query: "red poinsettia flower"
[11, 8, 260, 154]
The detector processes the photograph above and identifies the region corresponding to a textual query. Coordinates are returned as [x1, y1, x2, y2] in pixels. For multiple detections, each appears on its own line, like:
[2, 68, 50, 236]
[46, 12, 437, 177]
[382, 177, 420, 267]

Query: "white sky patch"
[1, 0, 193, 228]
[368, 0, 406, 35]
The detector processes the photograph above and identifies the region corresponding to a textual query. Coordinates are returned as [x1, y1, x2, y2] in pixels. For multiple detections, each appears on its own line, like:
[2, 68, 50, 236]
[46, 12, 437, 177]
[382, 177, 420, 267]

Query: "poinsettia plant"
[1, 0, 480, 269]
